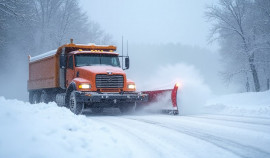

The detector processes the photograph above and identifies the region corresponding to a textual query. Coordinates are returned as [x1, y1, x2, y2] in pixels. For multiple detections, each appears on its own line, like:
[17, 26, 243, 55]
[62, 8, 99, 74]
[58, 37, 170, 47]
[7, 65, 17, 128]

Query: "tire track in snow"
[91, 116, 241, 158]
[190, 115, 270, 126]
[87, 116, 163, 158]
[124, 117, 270, 158]
[179, 115, 270, 134]
[90, 117, 182, 158]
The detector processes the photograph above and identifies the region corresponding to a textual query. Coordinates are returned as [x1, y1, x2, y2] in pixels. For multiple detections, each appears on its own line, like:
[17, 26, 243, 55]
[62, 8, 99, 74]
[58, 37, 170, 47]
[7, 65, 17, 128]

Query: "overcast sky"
[79, 0, 218, 51]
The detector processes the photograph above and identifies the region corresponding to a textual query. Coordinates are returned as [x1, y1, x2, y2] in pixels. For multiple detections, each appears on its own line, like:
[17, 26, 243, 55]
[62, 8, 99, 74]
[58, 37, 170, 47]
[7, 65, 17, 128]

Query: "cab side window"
[68, 56, 73, 69]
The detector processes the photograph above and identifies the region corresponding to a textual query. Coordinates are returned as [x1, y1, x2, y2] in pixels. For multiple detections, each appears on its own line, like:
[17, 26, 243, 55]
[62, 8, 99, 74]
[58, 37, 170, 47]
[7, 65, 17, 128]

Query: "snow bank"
[0, 97, 139, 158]
[204, 91, 270, 118]
[1, 90, 269, 158]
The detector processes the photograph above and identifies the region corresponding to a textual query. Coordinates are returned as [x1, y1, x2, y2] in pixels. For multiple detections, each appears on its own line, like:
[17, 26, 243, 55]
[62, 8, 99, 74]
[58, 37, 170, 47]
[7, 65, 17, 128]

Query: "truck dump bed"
[28, 50, 59, 90]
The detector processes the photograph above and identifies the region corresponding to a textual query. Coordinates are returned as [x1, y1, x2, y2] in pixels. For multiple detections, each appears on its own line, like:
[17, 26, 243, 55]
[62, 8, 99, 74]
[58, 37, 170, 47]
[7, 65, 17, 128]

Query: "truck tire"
[69, 91, 84, 115]
[40, 90, 49, 103]
[119, 103, 136, 114]
[29, 91, 34, 104]
[32, 92, 40, 104]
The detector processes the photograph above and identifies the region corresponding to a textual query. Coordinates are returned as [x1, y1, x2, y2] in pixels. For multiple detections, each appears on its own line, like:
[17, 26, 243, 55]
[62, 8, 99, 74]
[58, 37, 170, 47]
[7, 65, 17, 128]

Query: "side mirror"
[125, 57, 130, 69]
[60, 54, 66, 68]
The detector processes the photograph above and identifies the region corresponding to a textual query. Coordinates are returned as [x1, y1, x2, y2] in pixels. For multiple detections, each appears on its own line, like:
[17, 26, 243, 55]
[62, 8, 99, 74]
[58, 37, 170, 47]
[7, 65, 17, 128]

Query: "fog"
[0, 43, 29, 101]
[79, 0, 237, 95]
[0, 0, 240, 102]
[125, 43, 236, 94]
[79, 0, 218, 50]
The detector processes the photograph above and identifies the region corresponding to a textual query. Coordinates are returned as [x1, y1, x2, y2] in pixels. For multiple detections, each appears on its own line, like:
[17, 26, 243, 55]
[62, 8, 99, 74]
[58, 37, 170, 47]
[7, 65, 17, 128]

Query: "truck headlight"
[79, 84, 91, 89]
[128, 84, 136, 89]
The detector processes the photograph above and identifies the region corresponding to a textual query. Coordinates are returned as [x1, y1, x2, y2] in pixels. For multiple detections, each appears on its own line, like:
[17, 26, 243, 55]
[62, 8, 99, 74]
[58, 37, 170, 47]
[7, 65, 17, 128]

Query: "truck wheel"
[119, 103, 136, 114]
[32, 92, 40, 104]
[91, 107, 104, 114]
[69, 91, 84, 115]
[29, 91, 34, 104]
[40, 90, 49, 103]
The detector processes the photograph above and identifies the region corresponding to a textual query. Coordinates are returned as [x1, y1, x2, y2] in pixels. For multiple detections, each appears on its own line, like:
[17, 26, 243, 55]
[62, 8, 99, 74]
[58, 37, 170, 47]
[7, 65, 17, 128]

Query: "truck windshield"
[75, 54, 120, 67]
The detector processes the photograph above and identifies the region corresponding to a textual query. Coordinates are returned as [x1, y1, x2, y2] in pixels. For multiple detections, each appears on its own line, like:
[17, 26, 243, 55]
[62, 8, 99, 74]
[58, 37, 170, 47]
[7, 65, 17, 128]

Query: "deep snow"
[205, 90, 270, 118]
[0, 91, 270, 158]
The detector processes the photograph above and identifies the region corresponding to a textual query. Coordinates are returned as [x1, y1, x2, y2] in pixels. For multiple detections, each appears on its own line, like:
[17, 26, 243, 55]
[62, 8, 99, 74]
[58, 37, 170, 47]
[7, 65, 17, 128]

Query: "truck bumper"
[74, 91, 148, 105]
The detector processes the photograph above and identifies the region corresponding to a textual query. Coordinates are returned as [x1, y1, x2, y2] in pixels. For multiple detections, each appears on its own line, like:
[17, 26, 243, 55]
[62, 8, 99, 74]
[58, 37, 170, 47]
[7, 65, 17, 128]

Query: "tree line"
[207, 0, 270, 92]
[0, 0, 112, 71]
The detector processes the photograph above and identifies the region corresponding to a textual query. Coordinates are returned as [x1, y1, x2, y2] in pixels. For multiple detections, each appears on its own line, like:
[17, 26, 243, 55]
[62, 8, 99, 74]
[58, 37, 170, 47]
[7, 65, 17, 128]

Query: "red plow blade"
[136, 83, 179, 115]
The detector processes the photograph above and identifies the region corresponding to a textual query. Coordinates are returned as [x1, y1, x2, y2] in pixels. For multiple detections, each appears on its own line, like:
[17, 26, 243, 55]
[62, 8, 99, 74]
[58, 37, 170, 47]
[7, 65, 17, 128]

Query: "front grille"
[96, 74, 124, 88]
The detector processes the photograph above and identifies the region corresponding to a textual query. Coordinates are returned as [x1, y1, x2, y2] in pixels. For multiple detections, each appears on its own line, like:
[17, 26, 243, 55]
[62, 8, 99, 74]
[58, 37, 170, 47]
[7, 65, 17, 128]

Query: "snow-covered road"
[1, 93, 270, 158]
[85, 113, 270, 158]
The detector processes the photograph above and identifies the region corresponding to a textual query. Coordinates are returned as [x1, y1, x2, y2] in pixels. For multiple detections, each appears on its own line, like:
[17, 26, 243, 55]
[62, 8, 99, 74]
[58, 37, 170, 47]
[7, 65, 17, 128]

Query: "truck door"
[66, 55, 75, 87]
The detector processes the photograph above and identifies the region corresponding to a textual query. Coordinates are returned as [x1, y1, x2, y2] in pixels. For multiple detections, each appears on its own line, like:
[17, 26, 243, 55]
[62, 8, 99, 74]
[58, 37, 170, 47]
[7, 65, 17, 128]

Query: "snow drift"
[1, 89, 270, 158]
[204, 90, 270, 118]
[0, 97, 141, 158]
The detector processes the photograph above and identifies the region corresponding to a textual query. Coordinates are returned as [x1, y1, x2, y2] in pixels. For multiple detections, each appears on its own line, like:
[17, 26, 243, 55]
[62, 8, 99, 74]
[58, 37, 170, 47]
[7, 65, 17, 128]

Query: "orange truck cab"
[28, 41, 148, 114]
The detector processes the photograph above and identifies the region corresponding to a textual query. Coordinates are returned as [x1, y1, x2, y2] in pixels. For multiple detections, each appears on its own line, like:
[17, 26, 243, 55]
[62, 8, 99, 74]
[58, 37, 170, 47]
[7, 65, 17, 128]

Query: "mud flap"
[137, 83, 179, 115]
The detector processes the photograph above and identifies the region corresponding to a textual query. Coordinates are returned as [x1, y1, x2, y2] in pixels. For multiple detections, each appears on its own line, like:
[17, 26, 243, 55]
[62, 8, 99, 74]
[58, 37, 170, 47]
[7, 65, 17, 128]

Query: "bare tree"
[0, 0, 35, 68]
[0, 0, 113, 77]
[31, 0, 111, 54]
[207, 0, 263, 92]
[0, 0, 21, 47]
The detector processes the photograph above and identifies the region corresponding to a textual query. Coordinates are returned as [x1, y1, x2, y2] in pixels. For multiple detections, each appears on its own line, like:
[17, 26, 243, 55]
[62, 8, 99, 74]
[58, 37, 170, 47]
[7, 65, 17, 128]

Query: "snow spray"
[136, 63, 212, 115]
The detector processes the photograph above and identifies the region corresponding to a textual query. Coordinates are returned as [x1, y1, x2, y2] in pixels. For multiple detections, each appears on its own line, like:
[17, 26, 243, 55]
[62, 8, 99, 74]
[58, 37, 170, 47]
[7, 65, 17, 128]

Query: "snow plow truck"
[28, 40, 179, 115]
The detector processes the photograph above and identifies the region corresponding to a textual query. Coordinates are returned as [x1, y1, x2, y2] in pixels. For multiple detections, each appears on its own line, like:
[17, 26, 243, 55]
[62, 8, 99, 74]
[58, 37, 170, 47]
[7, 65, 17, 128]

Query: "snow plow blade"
[136, 83, 179, 115]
